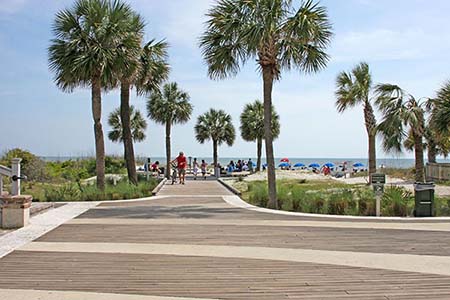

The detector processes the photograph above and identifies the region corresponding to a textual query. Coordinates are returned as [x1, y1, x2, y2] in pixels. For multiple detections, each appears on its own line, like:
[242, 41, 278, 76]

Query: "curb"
[218, 178, 242, 196]
[152, 178, 167, 196]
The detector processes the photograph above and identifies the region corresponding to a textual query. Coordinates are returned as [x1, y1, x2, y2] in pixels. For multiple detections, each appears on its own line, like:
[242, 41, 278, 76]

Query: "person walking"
[192, 158, 199, 180]
[201, 159, 208, 180]
[172, 151, 187, 185]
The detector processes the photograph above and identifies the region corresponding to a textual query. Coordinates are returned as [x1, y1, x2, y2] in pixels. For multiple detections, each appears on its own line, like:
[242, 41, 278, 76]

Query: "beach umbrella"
[353, 162, 364, 167]
[293, 163, 305, 167]
[262, 163, 268, 168]
[309, 163, 320, 168]
[323, 162, 334, 167]
[280, 158, 290, 162]
[278, 162, 290, 168]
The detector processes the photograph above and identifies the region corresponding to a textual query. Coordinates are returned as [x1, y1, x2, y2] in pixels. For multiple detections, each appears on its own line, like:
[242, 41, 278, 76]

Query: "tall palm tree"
[119, 39, 169, 185]
[432, 81, 450, 135]
[147, 82, 192, 178]
[195, 109, 236, 167]
[240, 100, 280, 171]
[424, 91, 450, 163]
[114, 12, 144, 186]
[48, 0, 141, 190]
[335, 62, 377, 175]
[108, 106, 147, 144]
[200, 0, 332, 209]
[375, 84, 427, 182]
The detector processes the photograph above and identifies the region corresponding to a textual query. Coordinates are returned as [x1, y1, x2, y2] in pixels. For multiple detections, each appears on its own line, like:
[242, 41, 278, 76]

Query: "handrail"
[0, 165, 12, 177]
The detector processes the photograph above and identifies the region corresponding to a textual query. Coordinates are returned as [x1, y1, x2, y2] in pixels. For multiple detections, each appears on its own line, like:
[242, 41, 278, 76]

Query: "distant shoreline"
[39, 156, 450, 169]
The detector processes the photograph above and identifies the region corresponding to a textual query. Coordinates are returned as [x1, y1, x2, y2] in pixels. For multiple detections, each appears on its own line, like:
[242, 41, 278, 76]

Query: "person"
[172, 151, 187, 185]
[248, 158, 254, 173]
[151, 161, 161, 177]
[227, 160, 235, 173]
[236, 160, 242, 172]
[323, 165, 331, 176]
[192, 158, 199, 180]
[201, 159, 208, 180]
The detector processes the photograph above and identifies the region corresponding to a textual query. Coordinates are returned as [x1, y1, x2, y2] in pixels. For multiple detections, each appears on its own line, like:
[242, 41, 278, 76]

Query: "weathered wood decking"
[0, 179, 450, 299]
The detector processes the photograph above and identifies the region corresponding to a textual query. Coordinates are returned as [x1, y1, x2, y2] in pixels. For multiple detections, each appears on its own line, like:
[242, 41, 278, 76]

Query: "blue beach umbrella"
[353, 162, 364, 167]
[293, 163, 305, 167]
[323, 162, 335, 168]
[309, 163, 320, 168]
[262, 163, 268, 168]
[278, 162, 290, 168]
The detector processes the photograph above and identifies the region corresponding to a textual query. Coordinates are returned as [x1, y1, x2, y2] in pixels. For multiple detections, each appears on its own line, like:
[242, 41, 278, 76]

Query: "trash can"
[414, 183, 435, 217]
[214, 167, 221, 178]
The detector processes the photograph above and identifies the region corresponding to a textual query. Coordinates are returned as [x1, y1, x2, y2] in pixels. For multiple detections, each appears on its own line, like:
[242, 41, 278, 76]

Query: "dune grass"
[239, 179, 450, 217]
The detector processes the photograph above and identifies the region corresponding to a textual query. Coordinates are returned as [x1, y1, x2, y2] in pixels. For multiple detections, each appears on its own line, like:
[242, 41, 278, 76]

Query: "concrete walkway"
[1, 180, 450, 299]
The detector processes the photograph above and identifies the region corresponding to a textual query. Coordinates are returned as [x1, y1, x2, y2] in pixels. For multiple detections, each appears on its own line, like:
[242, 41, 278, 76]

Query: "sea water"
[41, 156, 450, 169]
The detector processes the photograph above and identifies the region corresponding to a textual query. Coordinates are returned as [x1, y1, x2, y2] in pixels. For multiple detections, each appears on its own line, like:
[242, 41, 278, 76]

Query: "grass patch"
[22, 178, 159, 202]
[240, 179, 450, 217]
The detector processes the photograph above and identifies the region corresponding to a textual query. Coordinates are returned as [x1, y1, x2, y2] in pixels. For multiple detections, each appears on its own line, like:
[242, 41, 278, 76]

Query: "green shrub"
[1, 148, 48, 181]
[44, 183, 81, 201]
[355, 188, 376, 216]
[39, 179, 157, 202]
[435, 197, 450, 216]
[382, 186, 413, 217]
[248, 182, 268, 207]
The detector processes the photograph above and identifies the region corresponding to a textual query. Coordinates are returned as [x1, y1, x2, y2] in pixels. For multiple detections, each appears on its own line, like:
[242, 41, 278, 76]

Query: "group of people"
[226, 159, 254, 173]
[149, 152, 208, 184]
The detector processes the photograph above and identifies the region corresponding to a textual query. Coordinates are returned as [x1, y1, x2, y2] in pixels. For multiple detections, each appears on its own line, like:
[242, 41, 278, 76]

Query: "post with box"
[370, 173, 386, 217]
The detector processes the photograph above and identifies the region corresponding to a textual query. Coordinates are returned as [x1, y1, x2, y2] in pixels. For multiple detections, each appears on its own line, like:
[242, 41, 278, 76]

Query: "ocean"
[40, 156, 450, 169]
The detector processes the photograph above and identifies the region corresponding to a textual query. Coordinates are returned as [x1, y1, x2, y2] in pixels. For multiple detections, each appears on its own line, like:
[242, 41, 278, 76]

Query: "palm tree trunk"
[120, 80, 138, 185]
[92, 75, 105, 191]
[262, 66, 277, 209]
[165, 121, 171, 179]
[213, 139, 218, 167]
[414, 132, 425, 182]
[427, 140, 437, 163]
[364, 102, 377, 175]
[256, 137, 262, 172]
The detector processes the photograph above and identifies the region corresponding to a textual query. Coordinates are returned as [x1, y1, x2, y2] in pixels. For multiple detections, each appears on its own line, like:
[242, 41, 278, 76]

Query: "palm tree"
[119, 39, 169, 185]
[336, 62, 377, 175]
[108, 10, 145, 186]
[375, 84, 427, 182]
[195, 109, 236, 167]
[48, 0, 141, 190]
[432, 81, 450, 135]
[240, 100, 280, 171]
[108, 106, 147, 144]
[200, 0, 332, 209]
[147, 82, 192, 178]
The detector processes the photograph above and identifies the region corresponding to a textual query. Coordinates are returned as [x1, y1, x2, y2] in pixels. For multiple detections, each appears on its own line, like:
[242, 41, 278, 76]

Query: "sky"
[1, 0, 450, 159]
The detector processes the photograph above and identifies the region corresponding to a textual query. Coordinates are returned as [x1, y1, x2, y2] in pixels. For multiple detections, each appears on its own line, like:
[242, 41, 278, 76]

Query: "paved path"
[1, 180, 450, 299]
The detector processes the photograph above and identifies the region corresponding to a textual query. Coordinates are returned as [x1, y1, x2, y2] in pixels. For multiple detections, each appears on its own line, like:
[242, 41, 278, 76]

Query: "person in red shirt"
[172, 151, 187, 184]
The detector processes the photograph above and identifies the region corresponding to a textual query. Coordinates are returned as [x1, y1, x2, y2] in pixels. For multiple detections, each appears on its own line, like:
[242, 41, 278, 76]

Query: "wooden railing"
[426, 163, 450, 181]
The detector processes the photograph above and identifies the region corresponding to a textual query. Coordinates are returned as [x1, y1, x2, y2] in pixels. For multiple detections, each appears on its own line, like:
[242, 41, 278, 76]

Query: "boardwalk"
[1, 179, 450, 299]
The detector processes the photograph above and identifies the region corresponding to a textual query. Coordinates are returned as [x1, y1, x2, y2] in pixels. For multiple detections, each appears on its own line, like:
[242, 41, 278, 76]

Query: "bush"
[434, 197, 450, 216]
[44, 183, 81, 201]
[382, 186, 413, 217]
[39, 178, 158, 202]
[1, 148, 48, 181]
[355, 188, 376, 216]
[248, 182, 268, 207]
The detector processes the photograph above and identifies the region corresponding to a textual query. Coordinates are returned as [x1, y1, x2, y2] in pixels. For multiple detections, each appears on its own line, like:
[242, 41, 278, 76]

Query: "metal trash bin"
[214, 167, 221, 178]
[414, 182, 435, 217]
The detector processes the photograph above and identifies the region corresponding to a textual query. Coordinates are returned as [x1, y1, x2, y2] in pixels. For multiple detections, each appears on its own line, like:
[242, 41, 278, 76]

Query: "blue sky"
[1, 0, 450, 159]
